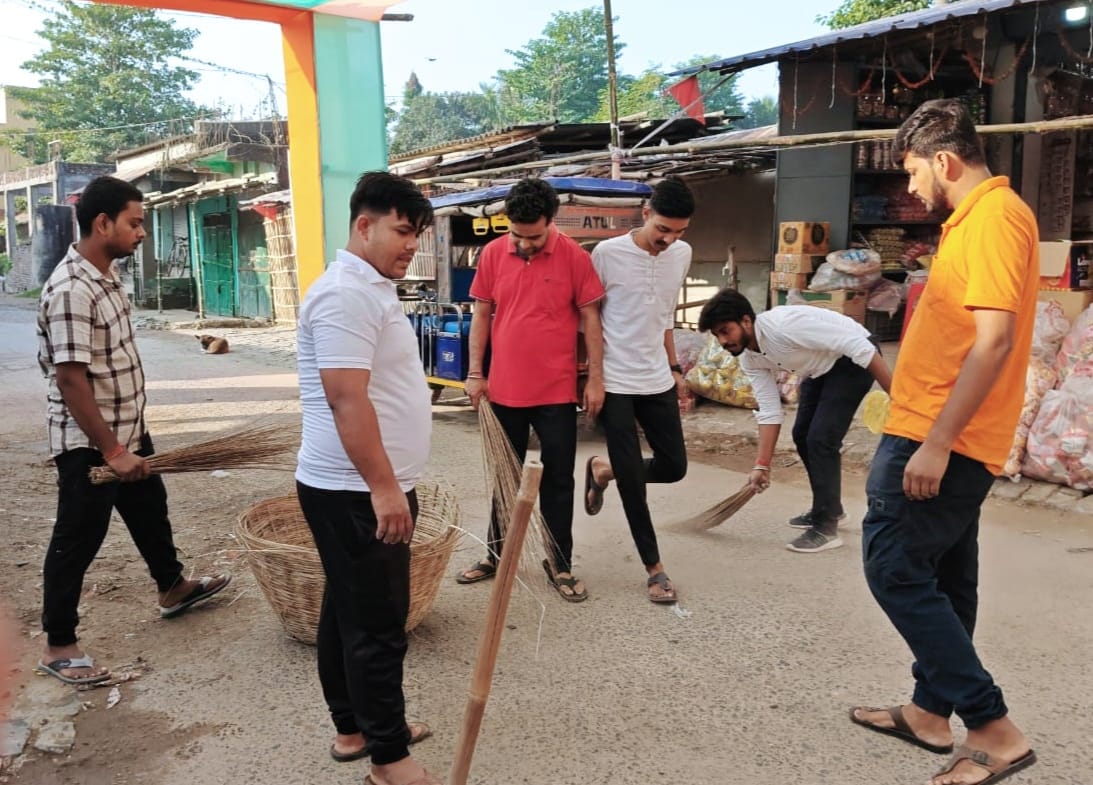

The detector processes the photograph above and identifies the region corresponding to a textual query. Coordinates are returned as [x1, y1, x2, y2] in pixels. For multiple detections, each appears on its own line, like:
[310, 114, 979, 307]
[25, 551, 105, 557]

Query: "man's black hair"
[892, 98, 985, 166]
[76, 176, 144, 235]
[349, 171, 434, 231]
[649, 175, 695, 219]
[504, 178, 560, 224]
[697, 287, 756, 332]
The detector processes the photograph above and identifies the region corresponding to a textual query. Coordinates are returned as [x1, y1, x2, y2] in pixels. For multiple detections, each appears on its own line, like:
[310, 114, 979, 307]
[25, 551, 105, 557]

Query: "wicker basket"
[235, 483, 461, 644]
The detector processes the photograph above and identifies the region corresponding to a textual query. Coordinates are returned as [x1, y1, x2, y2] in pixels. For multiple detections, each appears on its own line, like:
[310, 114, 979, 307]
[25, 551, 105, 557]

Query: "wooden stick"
[448, 459, 543, 785]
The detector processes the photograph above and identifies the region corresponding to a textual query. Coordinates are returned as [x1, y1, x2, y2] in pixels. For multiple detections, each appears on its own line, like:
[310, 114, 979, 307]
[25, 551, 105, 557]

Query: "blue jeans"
[862, 434, 1007, 729]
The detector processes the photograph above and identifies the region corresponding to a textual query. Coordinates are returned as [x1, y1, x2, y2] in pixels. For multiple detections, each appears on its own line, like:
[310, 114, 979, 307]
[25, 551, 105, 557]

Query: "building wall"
[0, 88, 33, 173]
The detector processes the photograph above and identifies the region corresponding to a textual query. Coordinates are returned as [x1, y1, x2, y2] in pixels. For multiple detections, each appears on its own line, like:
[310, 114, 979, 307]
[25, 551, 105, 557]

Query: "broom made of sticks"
[669, 482, 757, 531]
[88, 423, 295, 485]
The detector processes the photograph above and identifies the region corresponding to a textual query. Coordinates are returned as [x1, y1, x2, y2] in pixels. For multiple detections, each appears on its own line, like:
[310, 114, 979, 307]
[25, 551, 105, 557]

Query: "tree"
[494, 7, 621, 123]
[592, 70, 673, 122]
[3, 2, 209, 163]
[737, 96, 779, 129]
[817, 0, 930, 30]
[402, 72, 423, 105]
[390, 91, 498, 155]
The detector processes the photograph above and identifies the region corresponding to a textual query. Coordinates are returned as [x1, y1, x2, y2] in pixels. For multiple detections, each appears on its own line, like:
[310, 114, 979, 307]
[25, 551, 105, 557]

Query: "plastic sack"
[1021, 373, 1093, 490]
[826, 248, 883, 275]
[866, 278, 904, 316]
[1055, 304, 1093, 384]
[672, 328, 707, 377]
[684, 334, 758, 409]
[777, 370, 801, 405]
[1002, 356, 1059, 479]
[810, 262, 881, 292]
[1030, 300, 1071, 363]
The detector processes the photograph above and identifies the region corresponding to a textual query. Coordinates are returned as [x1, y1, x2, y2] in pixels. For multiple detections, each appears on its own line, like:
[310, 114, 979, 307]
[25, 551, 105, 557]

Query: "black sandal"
[456, 560, 496, 584]
[541, 559, 588, 603]
[584, 456, 607, 516]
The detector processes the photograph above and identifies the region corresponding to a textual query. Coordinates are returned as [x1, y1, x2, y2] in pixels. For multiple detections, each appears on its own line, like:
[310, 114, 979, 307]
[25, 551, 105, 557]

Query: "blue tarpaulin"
[429, 177, 652, 209]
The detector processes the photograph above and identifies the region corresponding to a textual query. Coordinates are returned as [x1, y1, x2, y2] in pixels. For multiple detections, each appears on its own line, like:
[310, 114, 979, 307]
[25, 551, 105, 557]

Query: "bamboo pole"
[414, 114, 1093, 186]
[448, 459, 544, 785]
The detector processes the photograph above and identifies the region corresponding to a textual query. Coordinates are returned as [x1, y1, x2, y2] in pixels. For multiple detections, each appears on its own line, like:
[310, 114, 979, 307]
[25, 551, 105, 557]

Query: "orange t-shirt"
[885, 176, 1039, 474]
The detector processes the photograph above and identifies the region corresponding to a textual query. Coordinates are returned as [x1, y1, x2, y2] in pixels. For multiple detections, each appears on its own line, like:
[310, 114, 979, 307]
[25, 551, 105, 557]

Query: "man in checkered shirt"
[35, 176, 230, 686]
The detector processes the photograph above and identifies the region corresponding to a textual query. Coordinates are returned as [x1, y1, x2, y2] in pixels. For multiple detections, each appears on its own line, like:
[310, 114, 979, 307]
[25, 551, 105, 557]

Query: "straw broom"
[88, 423, 295, 485]
[669, 482, 757, 531]
[449, 458, 543, 785]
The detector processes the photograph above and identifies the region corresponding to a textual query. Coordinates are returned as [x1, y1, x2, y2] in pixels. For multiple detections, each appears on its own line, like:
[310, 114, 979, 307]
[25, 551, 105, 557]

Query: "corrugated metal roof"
[672, 0, 1050, 76]
[428, 177, 652, 210]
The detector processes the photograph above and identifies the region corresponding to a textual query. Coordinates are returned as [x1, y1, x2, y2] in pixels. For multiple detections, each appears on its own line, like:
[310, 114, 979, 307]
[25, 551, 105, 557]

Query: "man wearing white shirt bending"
[584, 176, 694, 602]
[698, 288, 892, 553]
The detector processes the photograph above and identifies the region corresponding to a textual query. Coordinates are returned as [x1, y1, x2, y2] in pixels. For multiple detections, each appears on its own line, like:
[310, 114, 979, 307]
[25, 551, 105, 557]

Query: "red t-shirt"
[470, 227, 604, 406]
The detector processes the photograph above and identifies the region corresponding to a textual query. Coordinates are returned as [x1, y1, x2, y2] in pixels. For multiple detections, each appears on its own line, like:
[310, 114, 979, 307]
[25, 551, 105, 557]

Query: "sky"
[0, 0, 832, 117]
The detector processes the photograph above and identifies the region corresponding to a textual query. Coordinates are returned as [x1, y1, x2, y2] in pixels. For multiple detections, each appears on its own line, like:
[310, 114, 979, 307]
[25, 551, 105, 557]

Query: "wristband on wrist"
[466, 372, 485, 380]
[752, 464, 771, 472]
[669, 364, 683, 374]
[104, 443, 126, 461]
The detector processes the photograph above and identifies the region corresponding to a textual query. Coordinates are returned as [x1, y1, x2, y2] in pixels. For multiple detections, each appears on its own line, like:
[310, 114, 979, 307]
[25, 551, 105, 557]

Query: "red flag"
[666, 75, 705, 124]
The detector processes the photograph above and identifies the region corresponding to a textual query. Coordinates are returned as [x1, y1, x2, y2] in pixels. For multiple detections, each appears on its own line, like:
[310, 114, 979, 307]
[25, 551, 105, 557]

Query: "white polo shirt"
[740, 305, 877, 426]
[592, 232, 691, 395]
[295, 249, 431, 492]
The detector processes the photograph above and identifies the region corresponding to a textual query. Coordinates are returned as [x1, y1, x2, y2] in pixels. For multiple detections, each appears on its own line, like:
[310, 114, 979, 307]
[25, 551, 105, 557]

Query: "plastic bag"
[1055, 304, 1093, 384]
[777, 370, 801, 405]
[826, 248, 882, 275]
[1030, 300, 1071, 363]
[866, 278, 903, 316]
[684, 334, 758, 409]
[1002, 356, 1059, 479]
[809, 262, 881, 292]
[1021, 373, 1093, 490]
[672, 328, 707, 377]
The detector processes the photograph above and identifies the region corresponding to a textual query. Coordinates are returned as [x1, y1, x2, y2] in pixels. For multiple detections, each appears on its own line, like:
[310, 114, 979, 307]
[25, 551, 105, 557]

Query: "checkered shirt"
[37, 245, 146, 456]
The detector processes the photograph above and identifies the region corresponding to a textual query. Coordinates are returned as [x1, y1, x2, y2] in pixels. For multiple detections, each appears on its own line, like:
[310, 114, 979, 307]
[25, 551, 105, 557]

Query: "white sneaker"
[786, 529, 844, 553]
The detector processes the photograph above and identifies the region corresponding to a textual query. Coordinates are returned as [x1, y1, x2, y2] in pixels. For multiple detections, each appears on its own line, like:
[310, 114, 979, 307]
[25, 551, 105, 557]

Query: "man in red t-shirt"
[457, 178, 605, 602]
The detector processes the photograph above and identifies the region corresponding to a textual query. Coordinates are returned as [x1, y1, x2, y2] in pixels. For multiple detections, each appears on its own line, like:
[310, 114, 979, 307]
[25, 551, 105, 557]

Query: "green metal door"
[236, 211, 273, 319]
[201, 213, 235, 316]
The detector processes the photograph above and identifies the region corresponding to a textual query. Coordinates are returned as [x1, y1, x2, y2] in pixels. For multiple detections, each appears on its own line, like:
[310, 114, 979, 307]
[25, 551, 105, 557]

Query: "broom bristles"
[88, 423, 295, 485]
[670, 483, 757, 531]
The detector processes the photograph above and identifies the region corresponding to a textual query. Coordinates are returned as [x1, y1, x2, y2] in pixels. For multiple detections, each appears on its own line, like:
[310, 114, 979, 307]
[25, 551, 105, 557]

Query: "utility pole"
[603, 0, 622, 179]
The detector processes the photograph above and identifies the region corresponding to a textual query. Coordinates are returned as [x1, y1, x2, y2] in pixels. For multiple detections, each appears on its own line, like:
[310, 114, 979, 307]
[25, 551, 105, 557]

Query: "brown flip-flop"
[849, 705, 953, 754]
[541, 559, 588, 603]
[584, 456, 607, 516]
[930, 746, 1036, 785]
[646, 572, 678, 604]
[331, 721, 432, 762]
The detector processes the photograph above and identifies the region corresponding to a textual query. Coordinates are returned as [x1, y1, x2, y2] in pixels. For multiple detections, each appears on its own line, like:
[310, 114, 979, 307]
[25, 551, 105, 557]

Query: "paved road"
[2, 295, 1090, 785]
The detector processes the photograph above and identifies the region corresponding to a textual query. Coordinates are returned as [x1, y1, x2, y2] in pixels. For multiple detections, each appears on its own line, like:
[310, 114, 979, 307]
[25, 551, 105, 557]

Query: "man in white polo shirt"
[698, 288, 892, 553]
[295, 172, 438, 785]
[584, 176, 694, 603]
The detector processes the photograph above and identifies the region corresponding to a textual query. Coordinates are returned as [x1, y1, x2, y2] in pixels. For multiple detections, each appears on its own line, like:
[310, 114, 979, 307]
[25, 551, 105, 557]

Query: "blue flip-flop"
[36, 655, 111, 685]
[159, 574, 232, 619]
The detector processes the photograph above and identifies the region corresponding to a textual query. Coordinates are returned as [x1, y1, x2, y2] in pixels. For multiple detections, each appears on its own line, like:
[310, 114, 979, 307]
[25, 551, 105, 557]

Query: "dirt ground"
[1, 293, 1090, 785]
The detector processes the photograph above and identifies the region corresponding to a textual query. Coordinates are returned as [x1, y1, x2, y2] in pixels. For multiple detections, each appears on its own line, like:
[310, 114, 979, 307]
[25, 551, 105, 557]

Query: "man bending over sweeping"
[295, 172, 438, 785]
[698, 288, 891, 553]
[583, 176, 694, 603]
[458, 177, 606, 602]
[35, 176, 231, 686]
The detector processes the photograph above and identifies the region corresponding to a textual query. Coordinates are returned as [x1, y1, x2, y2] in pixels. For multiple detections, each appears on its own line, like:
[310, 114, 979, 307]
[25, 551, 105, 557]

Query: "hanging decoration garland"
[784, 55, 818, 130]
[893, 40, 950, 90]
[962, 36, 1031, 86]
[836, 66, 876, 98]
[1056, 26, 1093, 64]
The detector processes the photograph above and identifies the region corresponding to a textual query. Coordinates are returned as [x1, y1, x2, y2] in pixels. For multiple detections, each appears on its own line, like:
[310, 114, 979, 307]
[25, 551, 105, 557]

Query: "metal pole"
[603, 0, 621, 180]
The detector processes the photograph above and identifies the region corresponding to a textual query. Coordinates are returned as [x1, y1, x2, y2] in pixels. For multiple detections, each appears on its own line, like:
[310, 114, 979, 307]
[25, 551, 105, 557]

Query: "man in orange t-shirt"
[849, 100, 1038, 785]
[457, 178, 606, 602]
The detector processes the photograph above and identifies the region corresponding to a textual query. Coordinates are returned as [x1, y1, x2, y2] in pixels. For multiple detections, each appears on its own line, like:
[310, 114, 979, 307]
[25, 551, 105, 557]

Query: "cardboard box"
[770, 272, 811, 290]
[773, 253, 824, 273]
[1037, 289, 1093, 322]
[1039, 240, 1093, 291]
[778, 221, 830, 255]
[771, 287, 867, 323]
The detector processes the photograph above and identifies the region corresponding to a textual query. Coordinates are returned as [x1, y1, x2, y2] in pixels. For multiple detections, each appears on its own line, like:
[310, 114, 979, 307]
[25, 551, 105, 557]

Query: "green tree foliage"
[817, 0, 930, 30]
[495, 7, 621, 123]
[737, 96, 779, 129]
[592, 71, 673, 121]
[3, 2, 209, 163]
[390, 90, 498, 155]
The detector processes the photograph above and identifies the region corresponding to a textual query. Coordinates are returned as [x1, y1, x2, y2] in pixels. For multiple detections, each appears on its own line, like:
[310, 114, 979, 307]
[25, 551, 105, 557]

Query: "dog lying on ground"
[196, 334, 230, 354]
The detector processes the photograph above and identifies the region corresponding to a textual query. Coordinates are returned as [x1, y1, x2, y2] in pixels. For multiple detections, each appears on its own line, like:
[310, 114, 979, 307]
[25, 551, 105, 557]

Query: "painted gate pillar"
[92, 0, 399, 294]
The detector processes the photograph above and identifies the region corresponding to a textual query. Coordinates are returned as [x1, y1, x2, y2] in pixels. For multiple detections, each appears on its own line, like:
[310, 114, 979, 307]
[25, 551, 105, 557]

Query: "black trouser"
[487, 402, 577, 573]
[791, 354, 876, 531]
[599, 387, 687, 567]
[43, 433, 184, 647]
[296, 481, 416, 766]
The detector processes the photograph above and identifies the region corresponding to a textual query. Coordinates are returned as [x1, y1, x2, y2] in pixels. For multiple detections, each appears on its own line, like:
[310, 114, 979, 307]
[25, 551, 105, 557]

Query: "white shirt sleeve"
[741, 350, 784, 425]
[309, 286, 381, 370]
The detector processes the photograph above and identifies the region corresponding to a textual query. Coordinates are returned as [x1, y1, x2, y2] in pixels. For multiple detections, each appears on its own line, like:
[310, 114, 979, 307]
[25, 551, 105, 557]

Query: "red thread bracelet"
[104, 444, 126, 461]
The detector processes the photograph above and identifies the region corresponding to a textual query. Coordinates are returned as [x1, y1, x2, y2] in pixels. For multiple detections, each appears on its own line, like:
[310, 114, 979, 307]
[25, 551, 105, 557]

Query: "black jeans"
[792, 354, 876, 529]
[862, 435, 1005, 729]
[599, 387, 687, 567]
[487, 402, 577, 573]
[43, 433, 184, 647]
[296, 481, 416, 766]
